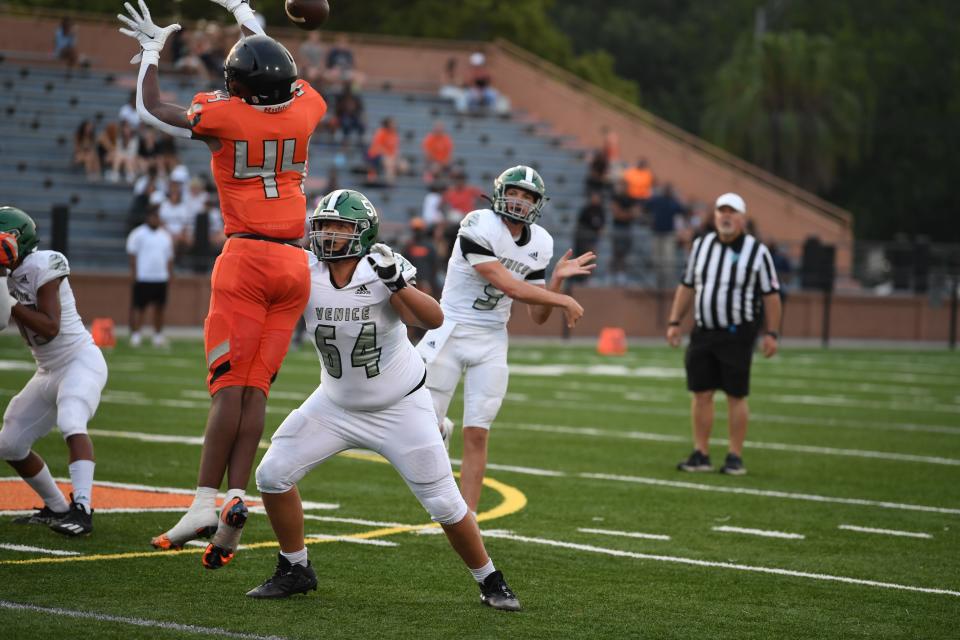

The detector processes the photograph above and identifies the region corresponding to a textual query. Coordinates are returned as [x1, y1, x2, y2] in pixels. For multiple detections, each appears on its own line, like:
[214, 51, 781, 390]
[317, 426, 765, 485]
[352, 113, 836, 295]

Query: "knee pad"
[0, 427, 30, 461]
[412, 473, 468, 525]
[57, 396, 92, 439]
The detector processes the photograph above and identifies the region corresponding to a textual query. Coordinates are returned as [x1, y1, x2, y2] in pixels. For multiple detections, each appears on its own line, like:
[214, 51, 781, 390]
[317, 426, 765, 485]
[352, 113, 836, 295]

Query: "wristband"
[668, 321, 680, 327]
[765, 331, 779, 340]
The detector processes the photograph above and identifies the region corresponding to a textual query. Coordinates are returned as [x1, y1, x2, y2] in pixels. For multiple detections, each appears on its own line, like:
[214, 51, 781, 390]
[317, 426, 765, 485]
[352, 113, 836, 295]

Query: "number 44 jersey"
[304, 251, 425, 411]
[440, 208, 554, 329]
[188, 80, 327, 240]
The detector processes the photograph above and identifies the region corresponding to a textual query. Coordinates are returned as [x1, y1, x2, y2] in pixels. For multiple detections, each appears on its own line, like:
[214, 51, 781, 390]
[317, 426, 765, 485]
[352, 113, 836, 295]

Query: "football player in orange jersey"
[119, 0, 326, 569]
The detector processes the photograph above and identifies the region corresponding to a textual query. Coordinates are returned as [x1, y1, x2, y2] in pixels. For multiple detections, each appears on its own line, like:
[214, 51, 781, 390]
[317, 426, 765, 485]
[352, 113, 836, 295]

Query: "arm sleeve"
[136, 60, 193, 140]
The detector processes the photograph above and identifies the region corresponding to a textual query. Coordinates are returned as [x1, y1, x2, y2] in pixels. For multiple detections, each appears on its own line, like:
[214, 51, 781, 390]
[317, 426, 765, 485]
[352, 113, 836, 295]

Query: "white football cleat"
[440, 417, 455, 452]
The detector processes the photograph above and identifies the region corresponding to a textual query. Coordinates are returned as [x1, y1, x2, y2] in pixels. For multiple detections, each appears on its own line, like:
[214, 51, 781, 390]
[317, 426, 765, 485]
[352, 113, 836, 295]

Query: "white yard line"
[497, 422, 960, 466]
[0, 600, 287, 640]
[580, 473, 960, 515]
[0, 544, 81, 556]
[838, 525, 933, 539]
[306, 534, 398, 547]
[712, 526, 805, 540]
[578, 528, 670, 541]
[479, 532, 960, 598]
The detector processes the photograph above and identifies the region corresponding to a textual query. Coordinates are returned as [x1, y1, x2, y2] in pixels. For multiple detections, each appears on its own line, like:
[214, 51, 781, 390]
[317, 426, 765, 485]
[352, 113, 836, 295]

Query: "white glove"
[209, 0, 265, 35]
[118, 0, 181, 65]
[366, 243, 407, 293]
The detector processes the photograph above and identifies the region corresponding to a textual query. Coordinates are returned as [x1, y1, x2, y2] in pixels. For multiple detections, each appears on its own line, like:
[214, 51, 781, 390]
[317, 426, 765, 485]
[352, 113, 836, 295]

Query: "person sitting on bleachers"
[366, 117, 402, 186]
[108, 121, 141, 184]
[137, 127, 162, 178]
[54, 18, 80, 68]
[334, 82, 365, 146]
[298, 31, 325, 89]
[421, 120, 454, 183]
[443, 171, 483, 217]
[96, 122, 118, 175]
[324, 34, 365, 88]
[73, 120, 101, 182]
[157, 172, 193, 255]
[119, 91, 140, 129]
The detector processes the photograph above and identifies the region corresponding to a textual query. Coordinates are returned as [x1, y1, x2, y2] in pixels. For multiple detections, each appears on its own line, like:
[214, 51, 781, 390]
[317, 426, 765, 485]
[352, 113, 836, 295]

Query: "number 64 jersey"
[439, 208, 554, 329]
[304, 251, 424, 411]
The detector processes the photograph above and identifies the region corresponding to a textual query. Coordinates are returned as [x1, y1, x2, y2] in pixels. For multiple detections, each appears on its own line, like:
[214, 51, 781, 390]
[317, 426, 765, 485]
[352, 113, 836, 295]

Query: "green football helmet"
[0, 206, 39, 260]
[492, 165, 547, 224]
[309, 189, 380, 261]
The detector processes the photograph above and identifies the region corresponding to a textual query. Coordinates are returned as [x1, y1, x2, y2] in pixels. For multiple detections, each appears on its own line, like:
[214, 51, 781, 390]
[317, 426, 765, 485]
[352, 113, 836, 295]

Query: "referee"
[665, 193, 781, 475]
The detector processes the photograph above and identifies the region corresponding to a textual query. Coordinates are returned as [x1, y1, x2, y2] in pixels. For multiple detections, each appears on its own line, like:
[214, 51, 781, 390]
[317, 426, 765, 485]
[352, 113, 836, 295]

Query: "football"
[285, 0, 330, 30]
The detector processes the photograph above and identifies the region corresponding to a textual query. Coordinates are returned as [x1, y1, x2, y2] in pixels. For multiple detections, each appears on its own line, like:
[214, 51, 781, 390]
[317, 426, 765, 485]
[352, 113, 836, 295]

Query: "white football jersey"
[439, 209, 553, 328]
[304, 251, 425, 411]
[7, 250, 95, 371]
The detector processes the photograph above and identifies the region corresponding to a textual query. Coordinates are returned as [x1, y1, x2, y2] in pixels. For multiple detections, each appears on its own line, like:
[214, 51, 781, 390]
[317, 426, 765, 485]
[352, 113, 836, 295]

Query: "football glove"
[118, 0, 181, 65]
[366, 243, 407, 293]
[208, 0, 265, 36]
[0, 232, 18, 269]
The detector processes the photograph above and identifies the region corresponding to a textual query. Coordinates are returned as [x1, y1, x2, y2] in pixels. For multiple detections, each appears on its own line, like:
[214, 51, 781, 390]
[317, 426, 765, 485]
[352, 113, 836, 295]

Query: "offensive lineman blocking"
[119, 0, 326, 567]
[0, 207, 108, 536]
[249, 190, 521, 610]
[418, 166, 595, 512]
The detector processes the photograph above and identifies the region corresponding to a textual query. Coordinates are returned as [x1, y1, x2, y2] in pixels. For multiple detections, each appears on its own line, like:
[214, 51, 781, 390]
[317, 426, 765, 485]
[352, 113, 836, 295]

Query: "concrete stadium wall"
[67, 273, 957, 342]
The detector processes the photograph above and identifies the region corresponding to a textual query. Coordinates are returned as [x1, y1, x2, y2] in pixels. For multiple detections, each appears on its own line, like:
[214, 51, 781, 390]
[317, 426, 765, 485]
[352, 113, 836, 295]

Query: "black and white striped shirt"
[681, 232, 780, 329]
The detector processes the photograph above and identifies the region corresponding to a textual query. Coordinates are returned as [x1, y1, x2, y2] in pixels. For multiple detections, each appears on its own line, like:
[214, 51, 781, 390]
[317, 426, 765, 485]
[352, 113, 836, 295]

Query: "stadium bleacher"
[0, 60, 657, 283]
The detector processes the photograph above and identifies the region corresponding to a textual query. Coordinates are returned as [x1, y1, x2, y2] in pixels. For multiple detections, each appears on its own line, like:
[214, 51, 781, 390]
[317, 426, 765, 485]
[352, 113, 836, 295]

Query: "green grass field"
[0, 336, 958, 639]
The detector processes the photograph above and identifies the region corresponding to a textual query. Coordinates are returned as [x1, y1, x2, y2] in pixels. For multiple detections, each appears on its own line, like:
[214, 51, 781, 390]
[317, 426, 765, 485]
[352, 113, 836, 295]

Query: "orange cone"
[597, 327, 627, 356]
[91, 318, 116, 348]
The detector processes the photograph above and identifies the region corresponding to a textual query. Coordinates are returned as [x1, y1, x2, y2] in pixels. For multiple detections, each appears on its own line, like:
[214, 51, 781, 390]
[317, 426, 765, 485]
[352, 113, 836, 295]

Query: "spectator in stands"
[403, 218, 440, 298]
[127, 205, 174, 348]
[156, 132, 179, 176]
[622, 158, 654, 209]
[443, 171, 483, 217]
[467, 52, 499, 114]
[439, 56, 470, 113]
[129, 165, 165, 230]
[367, 117, 401, 185]
[334, 82, 365, 146]
[609, 189, 637, 286]
[138, 126, 161, 176]
[574, 191, 605, 261]
[199, 23, 228, 83]
[298, 30, 325, 88]
[421, 182, 447, 230]
[96, 122, 118, 172]
[54, 18, 79, 68]
[601, 126, 621, 170]
[109, 121, 140, 184]
[184, 176, 210, 232]
[158, 172, 193, 253]
[119, 91, 140, 129]
[675, 201, 706, 254]
[647, 183, 687, 288]
[324, 35, 364, 87]
[172, 25, 205, 76]
[421, 120, 454, 183]
[585, 149, 608, 196]
[73, 120, 101, 181]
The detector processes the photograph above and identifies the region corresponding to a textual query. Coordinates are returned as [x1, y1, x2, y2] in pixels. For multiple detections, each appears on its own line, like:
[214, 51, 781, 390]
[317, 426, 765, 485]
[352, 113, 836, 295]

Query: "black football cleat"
[246, 554, 318, 599]
[13, 506, 69, 526]
[49, 495, 93, 537]
[479, 570, 522, 611]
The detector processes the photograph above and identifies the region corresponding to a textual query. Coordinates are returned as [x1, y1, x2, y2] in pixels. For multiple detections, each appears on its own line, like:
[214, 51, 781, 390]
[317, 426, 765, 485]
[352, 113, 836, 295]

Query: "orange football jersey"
[188, 80, 326, 239]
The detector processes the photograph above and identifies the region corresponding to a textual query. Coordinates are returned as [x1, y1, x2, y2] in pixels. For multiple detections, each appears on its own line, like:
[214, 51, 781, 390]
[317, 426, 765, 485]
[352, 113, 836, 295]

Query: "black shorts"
[684, 327, 756, 397]
[131, 281, 168, 309]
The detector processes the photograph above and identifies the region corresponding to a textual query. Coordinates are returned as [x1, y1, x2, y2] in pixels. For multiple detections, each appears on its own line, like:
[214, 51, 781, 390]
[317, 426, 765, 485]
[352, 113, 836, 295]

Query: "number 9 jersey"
[440, 208, 553, 328]
[188, 80, 326, 240]
[303, 251, 425, 411]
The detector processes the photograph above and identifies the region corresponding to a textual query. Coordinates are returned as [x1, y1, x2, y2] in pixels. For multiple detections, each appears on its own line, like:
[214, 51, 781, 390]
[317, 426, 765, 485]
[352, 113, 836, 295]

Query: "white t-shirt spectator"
[159, 197, 193, 236]
[421, 191, 445, 226]
[126, 224, 174, 282]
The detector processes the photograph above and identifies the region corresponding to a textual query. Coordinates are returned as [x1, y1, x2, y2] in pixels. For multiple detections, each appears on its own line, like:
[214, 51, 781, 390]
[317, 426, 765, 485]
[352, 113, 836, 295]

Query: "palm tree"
[702, 31, 870, 193]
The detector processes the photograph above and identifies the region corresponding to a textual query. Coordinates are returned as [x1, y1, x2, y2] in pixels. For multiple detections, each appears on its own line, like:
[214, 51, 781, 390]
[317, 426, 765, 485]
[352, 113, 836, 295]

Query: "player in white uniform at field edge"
[0, 206, 108, 536]
[248, 190, 522, 610]
[417, 166, 595, 512]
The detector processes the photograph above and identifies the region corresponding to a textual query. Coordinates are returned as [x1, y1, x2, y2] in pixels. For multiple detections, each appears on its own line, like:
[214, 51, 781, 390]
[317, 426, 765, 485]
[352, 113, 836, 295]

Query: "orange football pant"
[204, 236, 310, 396]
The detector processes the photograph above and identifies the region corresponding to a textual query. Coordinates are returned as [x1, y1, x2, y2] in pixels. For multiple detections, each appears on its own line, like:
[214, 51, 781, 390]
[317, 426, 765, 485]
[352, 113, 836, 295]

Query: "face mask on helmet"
[308, 189, 379, 262]
[492, 166, 547, 224]
[498, 189, 540, 221]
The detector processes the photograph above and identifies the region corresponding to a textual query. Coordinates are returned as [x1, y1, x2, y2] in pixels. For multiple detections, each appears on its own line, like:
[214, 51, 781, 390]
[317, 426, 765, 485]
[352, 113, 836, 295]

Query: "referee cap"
[715, 192, 746, 213]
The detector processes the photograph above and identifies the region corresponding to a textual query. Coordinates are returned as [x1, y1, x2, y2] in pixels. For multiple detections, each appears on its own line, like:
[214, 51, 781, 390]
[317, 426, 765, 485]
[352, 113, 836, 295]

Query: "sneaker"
[720, 452, 747, 476]
[246, 553, 318, 599]
[677, 449, 713, 472]
[479, 570, 522, 612]
[151, 334, 168, 348]
[202, 497, 248, 570]
[150, 509, 219, 551]
[12, 505, 68, 526]
[129, 332, 142, 348]
[440, 417, 455, 452]
[49, 495, 93, 537]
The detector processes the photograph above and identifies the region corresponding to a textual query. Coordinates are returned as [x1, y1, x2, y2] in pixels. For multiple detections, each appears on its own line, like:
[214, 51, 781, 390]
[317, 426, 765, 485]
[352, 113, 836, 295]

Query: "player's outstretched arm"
[210, 0, 266, 36]
[528, 249, 596, 325]
[118, 0, 192, 139]
[11, 278, 63, 341]
[473, 260, 584, 328]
